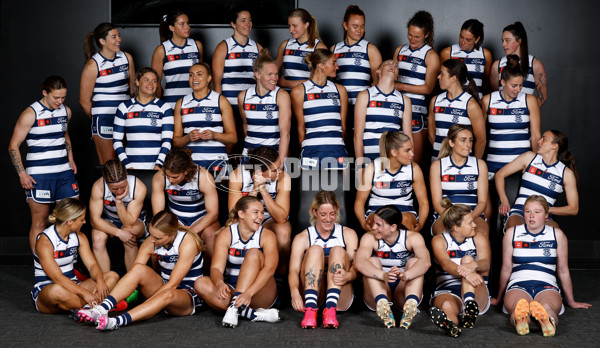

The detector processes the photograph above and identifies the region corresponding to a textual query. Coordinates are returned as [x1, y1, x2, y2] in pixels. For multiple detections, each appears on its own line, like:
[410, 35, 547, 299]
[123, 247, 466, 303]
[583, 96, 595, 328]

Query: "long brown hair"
[163, 148, 197, 182]
[289, 8, 321, 48]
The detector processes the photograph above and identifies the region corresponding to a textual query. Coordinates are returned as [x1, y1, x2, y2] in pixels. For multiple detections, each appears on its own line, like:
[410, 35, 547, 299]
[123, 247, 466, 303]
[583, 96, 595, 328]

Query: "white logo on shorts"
[101, 126, 114, 135]
[36, 190, 51, 199]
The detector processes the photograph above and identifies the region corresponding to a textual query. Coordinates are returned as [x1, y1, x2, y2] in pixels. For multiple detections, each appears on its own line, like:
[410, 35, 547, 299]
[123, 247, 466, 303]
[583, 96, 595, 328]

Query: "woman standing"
[276, 8, 327, 91]
[31, 198, 119, 313]
[194, 196, 280, 328]
[490, 21, 548, 106]
[173, 63, 237, 172]
[151, 10, 203, 108]
[9, 76, 79, 251]
[427, 59, 486, 161]
[394, 11, 440, 165]
[439, 19, 493, 99]
[113, 67, 174, 170]
[80, 23, 135, 164]
[291, 49, 348, 170]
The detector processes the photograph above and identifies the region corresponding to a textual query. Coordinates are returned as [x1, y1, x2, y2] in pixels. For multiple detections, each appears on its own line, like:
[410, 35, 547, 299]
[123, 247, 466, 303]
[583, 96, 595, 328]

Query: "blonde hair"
[439, 198, 472, 232]
[225, 196, 263, 227]
[253, 48, 277, 73]
[309, 191, 341, 225]
[48, 198, 86, 225]
[150, 210, 204, 252]
[305, 48, 334, 72]
[523, 195, 550, 214]
[437, 124, 473, 159]
[378, 131, 412, 171]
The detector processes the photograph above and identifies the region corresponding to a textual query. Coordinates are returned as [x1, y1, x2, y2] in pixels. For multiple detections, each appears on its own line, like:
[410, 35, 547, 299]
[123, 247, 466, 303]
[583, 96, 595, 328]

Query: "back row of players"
[10, 4, 589, 338]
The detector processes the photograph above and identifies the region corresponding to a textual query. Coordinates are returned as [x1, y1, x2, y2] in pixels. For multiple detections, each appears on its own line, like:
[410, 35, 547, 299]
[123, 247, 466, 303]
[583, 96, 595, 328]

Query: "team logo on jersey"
[266, 111, 274, 119]
[168, 54, 181, 62]
[548, 181, 556, 190]
[205, 113, 213, 121]
[245, 103, 256, 111]
[394, 109, 400, 117]
[543, 248, 551, 257]
[514, 241, 531, 248]
[467, 182, 475, 190]
[442, 175, 456, 182]
[332, 98, 340, 106]
[376, 251, 390, 258]
[307, 93, 322, 100]
[370, 101, 382, 107]
[38, 119, 51, 127]
[150, 119, 158, 127]
[229, 53, 242, 59]
[375, 181, 390, 189]
[100, 68, 113, 76]
[411, 64, 418, 72]
[452, 115, 459, 123]
[515, 115, 522, 123]
[229, 248, 242, 256]
[354, 58, 362, 66]
[528, 166, 544, 176]
[127, 112, 140, 118]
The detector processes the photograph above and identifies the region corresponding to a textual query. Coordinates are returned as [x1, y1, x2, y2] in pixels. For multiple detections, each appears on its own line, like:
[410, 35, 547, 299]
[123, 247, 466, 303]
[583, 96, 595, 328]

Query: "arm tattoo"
[9, 149, 24, 174]
[305, 266, 316, 288]
[535, 72, 547, 105]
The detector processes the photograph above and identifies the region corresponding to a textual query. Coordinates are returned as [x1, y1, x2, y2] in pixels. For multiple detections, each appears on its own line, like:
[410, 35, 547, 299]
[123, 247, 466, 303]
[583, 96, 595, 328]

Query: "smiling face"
[372, 214, 397, 241]
[344, 14, 365, 43]
[99, 28, 122, 53]
[449, 129, 474, 158]
[453, 212, 476, 239]
[458, 29, 479, 51]
[238, 201, 265, 231]
[288, 16, 309, 40]
[255, 62, 279, 91]
[188, 64, 211, 91]
[314, 203, 338, 232]
[136, 72, 158, 97]
[170, 14, 191, 39]
[42, 88, 67, 110]
[501, 31, 521, 56]
[523, 200, 548, 232]
[232, 11, 252, 37]
[500, 75, 524, 100]
[407, 25, 428, 49]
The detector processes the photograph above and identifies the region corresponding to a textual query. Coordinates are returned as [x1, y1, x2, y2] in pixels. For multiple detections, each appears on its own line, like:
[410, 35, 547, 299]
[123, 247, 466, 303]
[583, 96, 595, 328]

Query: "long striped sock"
[240, 306, 257, 320]
[115, 312, 132, 327]
[325, 288, 341, 309]
[304, 289, 318, 309]
[100, 295, 117, 312]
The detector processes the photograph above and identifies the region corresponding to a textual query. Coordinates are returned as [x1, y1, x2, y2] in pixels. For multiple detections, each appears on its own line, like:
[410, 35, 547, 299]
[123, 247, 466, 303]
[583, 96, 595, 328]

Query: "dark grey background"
[2, 0, 599, 259]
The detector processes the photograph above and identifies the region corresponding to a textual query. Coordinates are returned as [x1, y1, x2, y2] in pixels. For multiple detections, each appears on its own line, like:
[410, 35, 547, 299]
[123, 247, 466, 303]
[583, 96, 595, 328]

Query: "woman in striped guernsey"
[194, 196, 280, 328]
[482, 55, 541, 178]
[77, 210, 205, 331]
[80, 23, 135, 165]
[31, 198, 119, 313]
[89, 159, 147, 273]
[9, 76, 80, 252]
[355, 131, 428, 233]
[289, 191, 359, 329]
[490, 22, 548, 107]
[151, 10, 204, 108]
[276, 8, 328, 92]
[173, 62, 237, 172]
[427, 59, 486, 161]
[152, 148, 220, 267]
[212, 6, 262, 114]
[439, 19, 493, 100]
[355, 205, 430, 329]
[430, 200, 491, 337]
[430, 125, 489, 237]
[393, 11, 440, 166]
[112, 67, 174, 170]
[491, 196, 591, 337]
[495, 130, 579, 231]
[330, 5, 382, 105]
[292, 49, 348, 170]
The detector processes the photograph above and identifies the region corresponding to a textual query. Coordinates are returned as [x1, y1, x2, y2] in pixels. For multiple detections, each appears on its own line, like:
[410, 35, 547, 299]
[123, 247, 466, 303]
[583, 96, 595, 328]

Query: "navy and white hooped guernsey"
[367, 158, 415, 216]
[281, 39, 321, 89]
[486, 91, 531, 175]
[362, 86, 405, 161]
[25, 101, 71, 176]
[240, 168, 278, 222]
[307, 223, 346, 257]
[396, 43, 432, 132]
[32, 226, 79, 291]
[165, 167, 206, 227]
[434, 232, 479, 292]
[113, 97, 174, 169]
[102, 175, 147, 227]
[161, 38, 201, 108]
[179, 91, 228, 170]
[221, 36, 260, 109]
[333, 39, 372, 104]
[498, 55, 536, 96]
[439, 155, 479, 210]
[91, 51, 130, 138]
[375, 229, 414, 272]
[507, 224, 558, 290]
[509, 154, 566, 217]
[225, 223, 263, 287]
[300, 79, 347, 169]
[431, 91, 474, 161]
[155, 230, 204, 288]
[242, 86, 281, 152]
[449, 44, 486, 99]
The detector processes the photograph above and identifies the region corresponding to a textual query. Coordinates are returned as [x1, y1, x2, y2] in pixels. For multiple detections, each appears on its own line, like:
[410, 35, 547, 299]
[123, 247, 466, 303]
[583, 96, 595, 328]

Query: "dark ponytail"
[408, 11, 435, 46]
[160, 10, 187, 42]
[503, 21, 529, 77]
[461, 19, 484, 50]
[442, 59, 480, 104]
[550, 129, 579, 184]
[500, 54, 525, 82]
[84, 23, 118, 62]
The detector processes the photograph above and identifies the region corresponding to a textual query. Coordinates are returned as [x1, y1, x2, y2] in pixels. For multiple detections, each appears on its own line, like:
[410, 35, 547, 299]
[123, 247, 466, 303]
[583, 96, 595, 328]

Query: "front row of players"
[33, 185, 589, 336]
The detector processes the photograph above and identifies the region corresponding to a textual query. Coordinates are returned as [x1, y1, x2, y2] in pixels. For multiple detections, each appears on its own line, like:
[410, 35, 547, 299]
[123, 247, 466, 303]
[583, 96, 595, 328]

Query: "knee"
[243, 248, 264, 263]
[91, 230, 108, 249]
[194, 277, 212, 295]
[306, 245, 325, 258]
[103, 271, 120, 283]
[328, 246, 346, 261]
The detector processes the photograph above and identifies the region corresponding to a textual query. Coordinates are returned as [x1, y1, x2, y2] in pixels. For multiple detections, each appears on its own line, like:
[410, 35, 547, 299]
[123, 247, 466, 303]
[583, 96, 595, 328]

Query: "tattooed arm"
[8, 107, 36, 189]
[533, 57, 548, 107]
